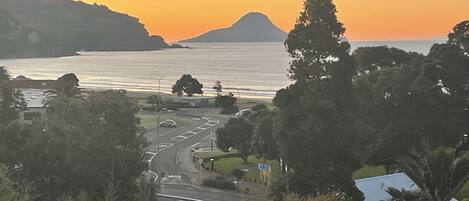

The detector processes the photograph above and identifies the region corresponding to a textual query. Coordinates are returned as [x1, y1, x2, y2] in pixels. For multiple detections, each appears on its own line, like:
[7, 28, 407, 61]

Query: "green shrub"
[202, 176, 236, 190]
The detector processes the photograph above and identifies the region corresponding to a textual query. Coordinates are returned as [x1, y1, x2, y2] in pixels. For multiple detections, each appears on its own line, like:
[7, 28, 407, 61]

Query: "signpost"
[258, 163, 272, 185]
[198, 158, 204, 182]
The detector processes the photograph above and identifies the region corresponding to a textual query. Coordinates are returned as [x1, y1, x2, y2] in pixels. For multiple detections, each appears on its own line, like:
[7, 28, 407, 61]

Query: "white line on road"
[157, 194, 203, 201]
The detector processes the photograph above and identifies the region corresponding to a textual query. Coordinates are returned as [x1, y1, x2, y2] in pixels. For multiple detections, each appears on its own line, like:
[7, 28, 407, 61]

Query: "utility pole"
[155, 76, 164, 187]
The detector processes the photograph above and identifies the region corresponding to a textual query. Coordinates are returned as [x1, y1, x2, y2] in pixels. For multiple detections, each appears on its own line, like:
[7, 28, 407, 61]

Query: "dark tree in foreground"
[448, 20, 469, 53]
[357, 37, 469, 172]
[273, 0, 363, 199]
[214, 95, 238, 114]
[0, 164, 30, 201]
[250, 105, 279, 160]
[0, 66, 25, 128]
[3, 90, 147, 201]
[389, 141, 469, 201]
[171, 74, 203, 97]
[216, 118, 254, 163]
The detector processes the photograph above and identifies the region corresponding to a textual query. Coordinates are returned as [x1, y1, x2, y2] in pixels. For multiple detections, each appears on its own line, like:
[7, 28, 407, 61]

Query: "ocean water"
[1, 41, 444, 99]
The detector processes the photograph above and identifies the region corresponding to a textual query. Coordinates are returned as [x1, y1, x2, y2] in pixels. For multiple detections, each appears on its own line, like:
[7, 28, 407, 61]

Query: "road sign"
[160, 172, 166, 178]
[258, 163, 270, 171]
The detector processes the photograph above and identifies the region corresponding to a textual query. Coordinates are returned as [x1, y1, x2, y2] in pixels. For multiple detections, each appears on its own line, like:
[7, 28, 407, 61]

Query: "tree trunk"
[241, 155, 248, 164]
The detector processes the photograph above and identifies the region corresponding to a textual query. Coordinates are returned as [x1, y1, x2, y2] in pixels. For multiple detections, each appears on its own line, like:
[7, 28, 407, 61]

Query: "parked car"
[159, 119, 177, 127]
[235, 109, 254, 118]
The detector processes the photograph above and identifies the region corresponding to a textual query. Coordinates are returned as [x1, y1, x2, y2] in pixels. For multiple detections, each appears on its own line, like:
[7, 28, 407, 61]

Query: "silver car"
[159, 119, 177, 128]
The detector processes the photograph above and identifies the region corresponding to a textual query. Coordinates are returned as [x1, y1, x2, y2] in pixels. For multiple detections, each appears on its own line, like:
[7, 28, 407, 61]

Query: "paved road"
[143, 108, 240, 201]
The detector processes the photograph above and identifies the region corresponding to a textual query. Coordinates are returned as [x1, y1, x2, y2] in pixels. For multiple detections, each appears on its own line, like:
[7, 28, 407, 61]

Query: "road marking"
[149, 143, 174, 152]
[168, 117, 219, 142]
[171, 136, 187, 141]
[157, 194, 203, 201]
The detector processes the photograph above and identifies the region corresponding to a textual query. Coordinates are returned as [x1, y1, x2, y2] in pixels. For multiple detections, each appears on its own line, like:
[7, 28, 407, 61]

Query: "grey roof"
[355, 173, 457, 201]
[21, 89, 49, 108]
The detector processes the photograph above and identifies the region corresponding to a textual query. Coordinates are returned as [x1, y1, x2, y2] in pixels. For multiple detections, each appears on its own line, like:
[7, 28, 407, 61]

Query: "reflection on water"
[1, 41, 444, 99]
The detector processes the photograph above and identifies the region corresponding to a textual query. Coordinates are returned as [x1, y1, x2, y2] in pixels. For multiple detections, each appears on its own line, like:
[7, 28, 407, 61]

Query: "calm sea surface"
[1, 41, 444, 99]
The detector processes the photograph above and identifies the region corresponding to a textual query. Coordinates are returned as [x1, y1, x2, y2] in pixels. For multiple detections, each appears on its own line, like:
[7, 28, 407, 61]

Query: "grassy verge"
[236, 98, 273, 110]
[352, 166, 386, 180]
[138, 114, 157, 128]
[456, 182, 469, 200]
[199, 153, 280, 185]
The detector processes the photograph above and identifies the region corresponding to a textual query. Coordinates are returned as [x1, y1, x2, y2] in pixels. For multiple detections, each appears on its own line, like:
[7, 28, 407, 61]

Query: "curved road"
[143, 108, 241, 201]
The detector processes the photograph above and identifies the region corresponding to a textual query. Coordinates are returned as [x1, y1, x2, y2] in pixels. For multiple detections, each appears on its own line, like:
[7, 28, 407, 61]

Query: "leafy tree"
[353, 46, 421, 74]
[47, 73, 81, 98]
[287, 192, 349, 201]
[136, 175, 158, 201]
[216, 118, 254, 163]
[213, 80, 223, 96]
[390, 141, 469, 201]
[360, 42, 469, 172]
[0, 164, 30, 201]
[386, 188, 431, 201]
[448, 21, 469, 53]
[0, 66, 25, 128]
[250, 105, 279, 160]
[12, 90, 147, 201]
[214, 95, 238, 114]
[171, 74, 203, 97]
[146, 95, 162, 110]
[273, 0, 363, 199]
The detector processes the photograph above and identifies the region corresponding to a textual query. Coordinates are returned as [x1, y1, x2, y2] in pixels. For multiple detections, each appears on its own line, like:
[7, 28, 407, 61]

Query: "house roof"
[13, 79, 57, 89]
[355, 173, 458, 201]
[21, 89, 49, 108]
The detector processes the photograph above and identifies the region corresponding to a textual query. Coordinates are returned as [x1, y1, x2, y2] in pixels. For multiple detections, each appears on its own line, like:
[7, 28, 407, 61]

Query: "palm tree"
[389, 140, 469, 201]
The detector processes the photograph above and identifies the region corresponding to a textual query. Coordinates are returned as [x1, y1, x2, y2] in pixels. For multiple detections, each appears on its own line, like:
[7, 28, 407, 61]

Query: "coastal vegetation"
[0, 69, 152, 201]
[210, 0, 469, 200]
[0, 0, 170, 59]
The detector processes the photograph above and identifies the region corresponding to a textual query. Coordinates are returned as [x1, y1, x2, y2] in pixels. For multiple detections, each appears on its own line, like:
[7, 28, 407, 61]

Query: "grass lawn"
[352, 166, 386, 180]
[456, 182, 469, 200]
[195, 149, 237, 159]
[138, 114, 157, 128]
[236, 98, 273, 111]
[202, 154, 280, 184]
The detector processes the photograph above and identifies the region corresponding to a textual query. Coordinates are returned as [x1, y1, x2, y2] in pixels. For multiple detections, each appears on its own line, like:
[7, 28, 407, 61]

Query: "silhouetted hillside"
[0, 10, 77, 59]
[181, 12, 287, 43]
[0, 0, 169, 52]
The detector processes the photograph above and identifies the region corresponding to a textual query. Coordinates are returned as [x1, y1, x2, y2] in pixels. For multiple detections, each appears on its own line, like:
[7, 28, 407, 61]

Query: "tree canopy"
[171, 74, 204, 97]
[273, 0, 363, 199]
[216, 117, 254, 163]
[0, 164, 30, 201]
[0, 66, 25, 128]
[1, 87, 148, 200]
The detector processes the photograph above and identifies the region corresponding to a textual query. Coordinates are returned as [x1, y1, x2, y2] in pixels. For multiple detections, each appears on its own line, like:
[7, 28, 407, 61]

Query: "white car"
[159, 119, 177, 127]
[235, 109, 254, 118]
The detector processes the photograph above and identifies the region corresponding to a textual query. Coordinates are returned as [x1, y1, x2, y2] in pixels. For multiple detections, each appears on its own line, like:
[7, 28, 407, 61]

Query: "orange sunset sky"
[82, 0, 469, 42]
